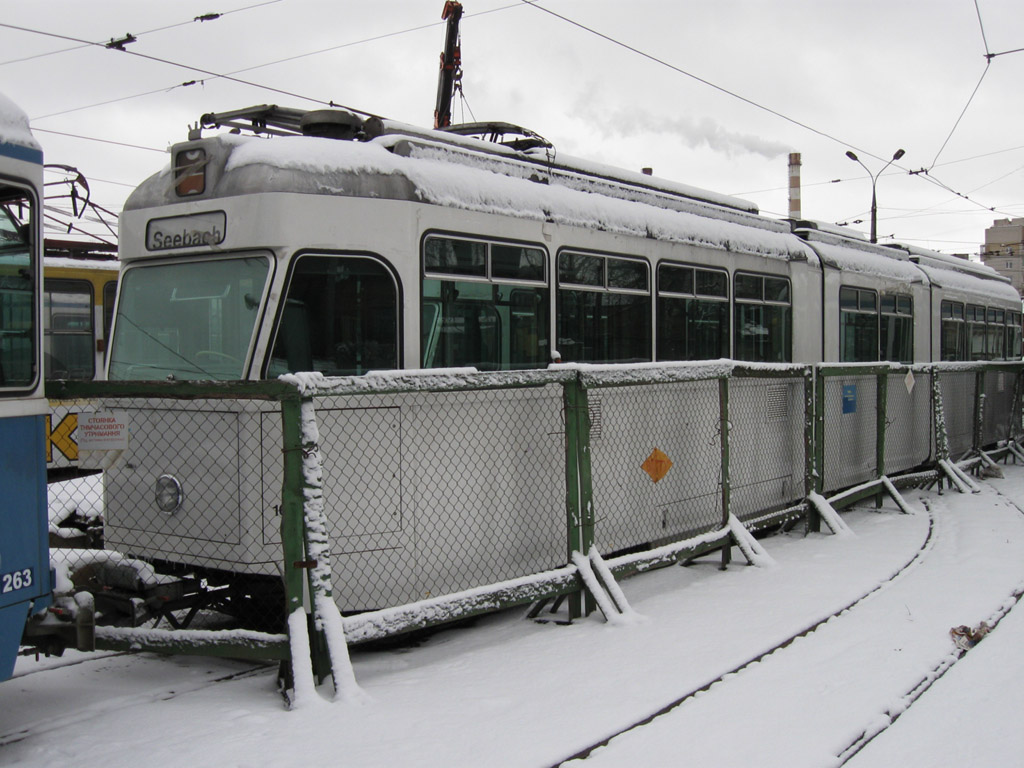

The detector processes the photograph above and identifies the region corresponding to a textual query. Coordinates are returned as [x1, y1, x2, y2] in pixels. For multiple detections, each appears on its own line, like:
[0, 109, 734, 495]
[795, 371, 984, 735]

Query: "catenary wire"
[0, 0, 284, 67]
[15, 3, 523, 122]
[521, 0, 1016, 225]
[0, 21, 346, 115]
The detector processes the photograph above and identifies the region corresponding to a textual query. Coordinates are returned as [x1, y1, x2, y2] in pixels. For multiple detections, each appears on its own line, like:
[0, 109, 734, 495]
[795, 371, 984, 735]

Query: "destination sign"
[146, 211, 226, 251]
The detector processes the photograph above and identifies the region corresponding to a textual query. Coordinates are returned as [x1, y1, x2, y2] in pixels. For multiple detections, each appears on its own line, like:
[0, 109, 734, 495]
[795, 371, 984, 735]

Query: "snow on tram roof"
[0, 91, 40, 153]
[139, 129, 812, 263]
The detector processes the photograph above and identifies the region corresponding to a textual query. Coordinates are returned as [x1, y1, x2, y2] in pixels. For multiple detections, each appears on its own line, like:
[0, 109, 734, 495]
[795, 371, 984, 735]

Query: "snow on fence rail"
[42, 360, 1024, 702]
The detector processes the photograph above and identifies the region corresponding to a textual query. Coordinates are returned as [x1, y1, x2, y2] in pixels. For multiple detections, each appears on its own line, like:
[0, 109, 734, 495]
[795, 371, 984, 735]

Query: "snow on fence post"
[931, 367, 950, 492]
[809, 367, 826, 533]
[973, 370, 986, 457]
[1010, 367, 1024, 444]
[562, 374, 595, 619]
[803, 366, 816, 506]
[279, 391, 316, 703]
[297, 397, 359, 701]
[718, 376, 732, 570]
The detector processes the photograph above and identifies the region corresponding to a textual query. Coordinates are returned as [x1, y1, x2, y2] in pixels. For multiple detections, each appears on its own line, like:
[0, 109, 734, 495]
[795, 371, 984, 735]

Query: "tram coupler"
[21, 590, 96, 656]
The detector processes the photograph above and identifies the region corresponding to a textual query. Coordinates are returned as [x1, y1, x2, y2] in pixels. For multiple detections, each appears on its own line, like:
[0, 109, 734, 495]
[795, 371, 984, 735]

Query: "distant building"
[981, 218, 1024, 295]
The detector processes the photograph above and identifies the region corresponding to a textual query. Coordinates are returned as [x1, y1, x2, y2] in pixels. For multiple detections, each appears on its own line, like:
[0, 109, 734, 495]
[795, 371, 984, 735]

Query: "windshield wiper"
[113, 313, 219, 379]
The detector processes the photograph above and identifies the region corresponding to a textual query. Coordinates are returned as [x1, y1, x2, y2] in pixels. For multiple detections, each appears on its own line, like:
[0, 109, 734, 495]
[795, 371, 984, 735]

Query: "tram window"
[607, 259, 648, 291]
[424, 237, 486, 277]
[43, 278, 94, 380]
[940, 300, 966, 361]
[491, 244, 544, 282]
[696, 269, 727, 298]
[733, 272, 791, 363]
[557, 251, 650, 364]
[656, 263, 728, 361]
[268, 255, 399, 377]
[987, 308, 1006, 359]
[1008, 311, 1023, 359]
[967, 304, 988, 360]
[839, 287, 879, 363]
[0, 189, 36, 388]
[558, 252, 603, 287]
[108, 256, 270, 381]
[422, 236, 548, 370]
[880, 293, 913, 364]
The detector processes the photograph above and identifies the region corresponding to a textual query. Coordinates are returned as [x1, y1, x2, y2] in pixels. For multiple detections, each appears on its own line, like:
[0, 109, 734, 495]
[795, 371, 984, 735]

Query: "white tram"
[108, 108, 1020, 383]
[99, 106, 1021, 616]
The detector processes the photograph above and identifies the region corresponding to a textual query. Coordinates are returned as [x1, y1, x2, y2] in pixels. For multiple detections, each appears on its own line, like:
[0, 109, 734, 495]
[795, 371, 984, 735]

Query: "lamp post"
[845, 148, 905, 243]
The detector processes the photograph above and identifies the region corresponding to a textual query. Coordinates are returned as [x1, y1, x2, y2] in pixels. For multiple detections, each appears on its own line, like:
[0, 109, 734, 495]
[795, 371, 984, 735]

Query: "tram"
[106, 107, 1020, 384]
[95, 105, 1020, 619]
[42, 244, 118, 476]
[0, 93, 52, 680]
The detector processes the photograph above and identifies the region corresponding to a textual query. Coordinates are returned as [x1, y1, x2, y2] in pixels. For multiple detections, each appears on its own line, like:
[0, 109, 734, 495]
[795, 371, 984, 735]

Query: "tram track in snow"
[553, 496, 939, 766]
[0, 657, 274, 749]
[835, 584, 1024, 764]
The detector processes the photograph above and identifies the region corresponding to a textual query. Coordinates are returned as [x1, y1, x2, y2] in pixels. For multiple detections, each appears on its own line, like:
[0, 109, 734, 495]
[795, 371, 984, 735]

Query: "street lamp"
[845, 148, 905, 243]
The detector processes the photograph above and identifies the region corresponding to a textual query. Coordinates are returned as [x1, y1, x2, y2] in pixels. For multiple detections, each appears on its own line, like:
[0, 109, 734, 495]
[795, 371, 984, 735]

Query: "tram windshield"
[0, 188, 36, 389]
[107, 255, 269, 380]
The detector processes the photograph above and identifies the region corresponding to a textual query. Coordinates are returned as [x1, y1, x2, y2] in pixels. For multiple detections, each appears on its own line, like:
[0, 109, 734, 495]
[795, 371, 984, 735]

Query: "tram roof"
[0, 91, 41, 161]
[128, 120, 814, 263]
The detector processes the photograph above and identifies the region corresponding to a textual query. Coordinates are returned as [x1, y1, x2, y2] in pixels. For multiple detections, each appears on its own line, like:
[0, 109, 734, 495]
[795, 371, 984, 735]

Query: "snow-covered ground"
[3, 464, 1024, 767]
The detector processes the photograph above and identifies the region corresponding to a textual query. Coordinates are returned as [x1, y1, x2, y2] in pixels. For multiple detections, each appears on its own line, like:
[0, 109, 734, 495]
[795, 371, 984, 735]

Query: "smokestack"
[788, 152, 802, 220]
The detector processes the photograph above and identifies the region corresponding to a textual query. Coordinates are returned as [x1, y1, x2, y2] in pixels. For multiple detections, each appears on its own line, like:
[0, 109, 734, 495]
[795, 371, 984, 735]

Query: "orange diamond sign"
[642, 448, 673, 483]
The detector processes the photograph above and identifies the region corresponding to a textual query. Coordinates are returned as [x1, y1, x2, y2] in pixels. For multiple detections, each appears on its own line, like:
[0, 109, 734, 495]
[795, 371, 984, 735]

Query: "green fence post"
[876, 371, 888, 508]
[803, 366, 816, 505]
[1011, 366, 1024, 448]
[563, 375, 594, 618]
[809, 366, 825, 533]
[973, 370, 986, 456]
[297, 396, 333, 684]
[718, 376, 732, 569]
[932, 367, 949, 491]
[279, 394, 308, 683]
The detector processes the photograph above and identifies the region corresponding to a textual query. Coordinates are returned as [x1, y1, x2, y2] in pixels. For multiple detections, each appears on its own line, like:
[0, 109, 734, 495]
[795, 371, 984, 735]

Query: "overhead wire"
[0, 0, 284, 67]
[0, 21, 347, 115]
[927, 0, 995, 169]
[520, 0, 882, 164]
[14, 3, 523, 123]
[521, 0, 1019, 227]
[34, 127, 165, 154]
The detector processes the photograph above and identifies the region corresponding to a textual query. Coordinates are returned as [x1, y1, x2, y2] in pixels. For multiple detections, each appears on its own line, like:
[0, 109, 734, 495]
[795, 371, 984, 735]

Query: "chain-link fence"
[43, 361, 1024, 677]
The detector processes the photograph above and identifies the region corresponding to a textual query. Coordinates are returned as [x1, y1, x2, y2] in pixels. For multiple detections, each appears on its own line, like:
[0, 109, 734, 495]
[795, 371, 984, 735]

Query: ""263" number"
[1, 568, 33, 593]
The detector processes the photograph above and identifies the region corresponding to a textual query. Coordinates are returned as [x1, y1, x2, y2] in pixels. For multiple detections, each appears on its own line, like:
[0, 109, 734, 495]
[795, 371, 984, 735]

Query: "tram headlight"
[155, 474, 184, 514]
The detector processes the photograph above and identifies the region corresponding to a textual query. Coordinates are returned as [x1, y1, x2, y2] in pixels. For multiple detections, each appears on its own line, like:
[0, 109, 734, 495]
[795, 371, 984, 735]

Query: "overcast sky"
[2, 0, 1022, 253]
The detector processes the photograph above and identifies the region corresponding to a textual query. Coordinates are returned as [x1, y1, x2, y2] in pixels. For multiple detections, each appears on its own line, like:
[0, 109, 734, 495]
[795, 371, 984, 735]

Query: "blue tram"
[0, 92, 52, 680]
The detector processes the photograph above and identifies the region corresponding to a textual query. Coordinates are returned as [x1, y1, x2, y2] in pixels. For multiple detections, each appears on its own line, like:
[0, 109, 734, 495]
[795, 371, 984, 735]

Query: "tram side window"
[268, 255, 399, 377]
[1008, 311, 1022, 359]
[0, 189, 36, 388]
[880, 293, 913, 363]
[43, 278, 94, 379]
[839, 287, 879, 362]
[733, 273, 791, 363]
[557, 251, 651, 364]
[987, 308, 1006, 360]
[967, 304, 987, 360]
[421, 236, 549, 370]
[656, 263, 728, 361]
[940, 300, 966, 361]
